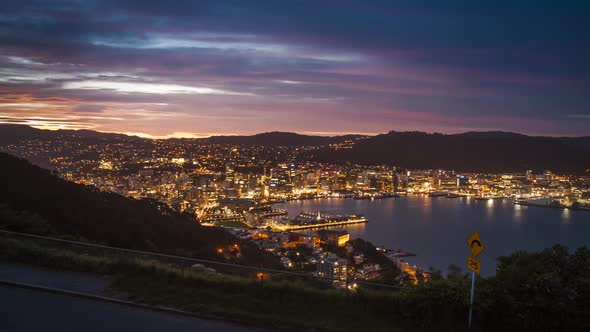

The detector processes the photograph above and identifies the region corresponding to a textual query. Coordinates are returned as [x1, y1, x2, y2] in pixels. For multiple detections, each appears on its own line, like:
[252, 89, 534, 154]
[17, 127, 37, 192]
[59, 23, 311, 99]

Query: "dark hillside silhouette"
[313, 131, 590, 172]
[0, 152, 277, 266]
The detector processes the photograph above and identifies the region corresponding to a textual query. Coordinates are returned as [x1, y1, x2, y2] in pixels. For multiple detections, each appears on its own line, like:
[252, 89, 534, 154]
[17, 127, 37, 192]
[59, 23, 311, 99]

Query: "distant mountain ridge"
[201, 131, 366, 146]
[1, 125, 589, 172]
[0, 125, 361, 146]
[313, 130, 590, 172]
[0, 124, 138, 145]
[458, 131, 529, 139]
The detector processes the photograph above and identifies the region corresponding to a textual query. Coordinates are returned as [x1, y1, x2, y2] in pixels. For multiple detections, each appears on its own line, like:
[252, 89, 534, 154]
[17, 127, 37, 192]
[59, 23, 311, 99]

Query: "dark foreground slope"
[0, 153, 272, 264]
[314, 131, 590, 172]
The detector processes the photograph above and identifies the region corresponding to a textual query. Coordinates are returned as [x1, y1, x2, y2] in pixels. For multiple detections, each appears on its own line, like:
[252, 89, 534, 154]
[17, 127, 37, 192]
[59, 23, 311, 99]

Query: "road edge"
[0, 279, 273, 331]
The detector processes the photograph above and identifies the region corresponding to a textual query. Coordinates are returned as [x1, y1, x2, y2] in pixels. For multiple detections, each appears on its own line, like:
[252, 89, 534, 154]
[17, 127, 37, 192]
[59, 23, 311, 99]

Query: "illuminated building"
[315, 229, 350, 247]
[317, 253, 347, 287]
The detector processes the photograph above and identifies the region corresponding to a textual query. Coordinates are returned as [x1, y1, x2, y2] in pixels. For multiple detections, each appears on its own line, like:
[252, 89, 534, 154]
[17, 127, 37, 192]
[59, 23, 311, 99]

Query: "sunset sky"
[1, 1, 588, 137]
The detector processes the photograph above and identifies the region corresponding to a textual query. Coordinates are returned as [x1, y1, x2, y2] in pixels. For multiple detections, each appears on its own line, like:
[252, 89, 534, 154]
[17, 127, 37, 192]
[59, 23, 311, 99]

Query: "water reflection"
[338, 222, 367, 236]
[513, 204, 522, 223]
[420, 197, 433, 222]
[485, 199, 494, 219]
[561, 209, 571, 224]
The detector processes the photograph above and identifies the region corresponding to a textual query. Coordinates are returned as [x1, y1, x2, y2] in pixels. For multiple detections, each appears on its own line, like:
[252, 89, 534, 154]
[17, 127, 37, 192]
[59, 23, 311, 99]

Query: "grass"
[0, 236, 473, 332]
[0, 237, 494, 332]
[112, 272, 403, 332]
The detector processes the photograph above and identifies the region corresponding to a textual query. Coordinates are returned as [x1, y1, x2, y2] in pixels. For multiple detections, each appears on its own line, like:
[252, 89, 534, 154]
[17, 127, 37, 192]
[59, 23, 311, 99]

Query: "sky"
[0, 0, 589, 138]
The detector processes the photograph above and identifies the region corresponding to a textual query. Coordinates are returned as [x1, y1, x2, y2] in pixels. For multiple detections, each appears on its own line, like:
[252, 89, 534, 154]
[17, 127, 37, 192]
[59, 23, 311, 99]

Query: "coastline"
[278, 194, 590, 212]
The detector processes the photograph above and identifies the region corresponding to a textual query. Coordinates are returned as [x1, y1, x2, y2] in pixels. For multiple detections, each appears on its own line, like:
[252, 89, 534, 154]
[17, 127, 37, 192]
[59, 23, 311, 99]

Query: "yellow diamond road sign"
[467, 256, 481, 275]
[467, 231, 484, 257]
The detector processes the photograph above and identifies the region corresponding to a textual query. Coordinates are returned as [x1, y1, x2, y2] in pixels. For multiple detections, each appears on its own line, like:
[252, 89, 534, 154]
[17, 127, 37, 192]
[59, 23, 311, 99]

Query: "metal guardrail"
[0, 229, 403, 290]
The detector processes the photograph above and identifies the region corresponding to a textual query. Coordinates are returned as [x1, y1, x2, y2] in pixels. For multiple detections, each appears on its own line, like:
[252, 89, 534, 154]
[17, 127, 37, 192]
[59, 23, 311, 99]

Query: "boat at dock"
[475, 195, 508, 201]
[279, 211, 368, 230]
[446, 192, 467, 198]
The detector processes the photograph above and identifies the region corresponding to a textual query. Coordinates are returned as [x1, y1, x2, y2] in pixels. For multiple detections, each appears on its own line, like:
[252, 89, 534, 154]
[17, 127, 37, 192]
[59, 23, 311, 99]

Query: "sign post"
[466, 232, 484, 329]
[468, 269, 475, 328]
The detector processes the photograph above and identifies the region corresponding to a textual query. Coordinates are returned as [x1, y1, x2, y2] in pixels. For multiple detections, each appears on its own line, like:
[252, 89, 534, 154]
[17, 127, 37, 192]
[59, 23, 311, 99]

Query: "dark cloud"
[72, 104, 106, 113]
[0, 0, 588, 136]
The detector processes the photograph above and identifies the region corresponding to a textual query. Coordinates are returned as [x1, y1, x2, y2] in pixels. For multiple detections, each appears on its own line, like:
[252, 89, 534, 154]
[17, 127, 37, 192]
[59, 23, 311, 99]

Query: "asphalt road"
[0, 285, 270, 332]
[0, 262, 110, 294]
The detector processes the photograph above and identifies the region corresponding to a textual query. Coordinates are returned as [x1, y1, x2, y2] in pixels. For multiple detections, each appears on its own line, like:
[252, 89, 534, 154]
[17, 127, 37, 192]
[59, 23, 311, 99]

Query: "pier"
[281, 216, 368, 231]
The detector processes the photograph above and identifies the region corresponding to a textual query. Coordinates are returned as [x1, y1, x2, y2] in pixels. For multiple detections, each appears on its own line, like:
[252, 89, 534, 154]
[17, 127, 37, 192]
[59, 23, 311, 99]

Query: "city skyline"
[1, 2, 590, 330]
[1, 1, 589, 138]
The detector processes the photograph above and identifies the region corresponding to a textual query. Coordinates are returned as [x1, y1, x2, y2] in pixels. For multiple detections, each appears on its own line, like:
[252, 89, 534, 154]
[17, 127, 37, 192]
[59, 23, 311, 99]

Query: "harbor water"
[276, 196, 590, 276]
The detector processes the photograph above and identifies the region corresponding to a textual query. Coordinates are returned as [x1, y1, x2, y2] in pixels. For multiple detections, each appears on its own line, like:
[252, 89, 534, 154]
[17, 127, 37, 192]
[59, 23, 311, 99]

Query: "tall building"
[316, 169, 322, 195]
[224, 162, 235, 188]
[317, 253, 348, 287]
[392, 172, 399, 192]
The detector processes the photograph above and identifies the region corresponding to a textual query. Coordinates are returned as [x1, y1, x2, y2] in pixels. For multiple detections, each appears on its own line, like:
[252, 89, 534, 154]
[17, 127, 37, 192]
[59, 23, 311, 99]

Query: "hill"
[2, 125, 589, 172]
[0, 152, 276, 265]
[313, 131, 590, 172]
[201, 131, 364, 146]
[0, 124, 140, 145]
[0, 125, 362, 146]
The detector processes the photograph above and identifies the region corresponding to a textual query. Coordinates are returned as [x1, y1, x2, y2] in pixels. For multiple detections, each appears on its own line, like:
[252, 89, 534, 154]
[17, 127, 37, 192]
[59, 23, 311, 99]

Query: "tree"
[447, 264, 463, 278]
[428, 266, 443, 281]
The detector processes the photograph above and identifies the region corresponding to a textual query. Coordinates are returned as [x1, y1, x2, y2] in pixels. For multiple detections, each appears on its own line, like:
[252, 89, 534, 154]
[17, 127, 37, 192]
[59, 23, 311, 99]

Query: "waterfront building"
[315, 229, 350, 247]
